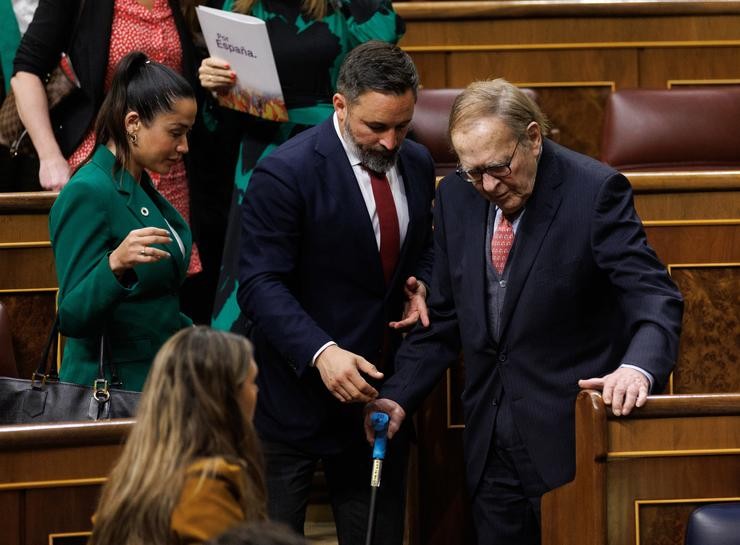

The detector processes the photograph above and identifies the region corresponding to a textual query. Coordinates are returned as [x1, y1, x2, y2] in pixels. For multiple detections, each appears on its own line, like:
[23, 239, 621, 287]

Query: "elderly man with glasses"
[366, 78, 683, 545]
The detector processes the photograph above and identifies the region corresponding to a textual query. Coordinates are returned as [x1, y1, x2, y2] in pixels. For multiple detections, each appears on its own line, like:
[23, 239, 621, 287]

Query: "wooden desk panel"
[0, 421, 132, 545]
[542, 391, 740, 545]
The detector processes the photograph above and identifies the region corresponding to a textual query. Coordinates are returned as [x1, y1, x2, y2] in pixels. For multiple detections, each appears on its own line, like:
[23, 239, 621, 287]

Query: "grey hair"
[448, 78, 551, 139]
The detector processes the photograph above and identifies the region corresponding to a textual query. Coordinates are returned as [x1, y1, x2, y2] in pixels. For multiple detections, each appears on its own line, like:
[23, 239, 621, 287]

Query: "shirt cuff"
[620, 364, 654, 392]
[311, 341, 337, 367]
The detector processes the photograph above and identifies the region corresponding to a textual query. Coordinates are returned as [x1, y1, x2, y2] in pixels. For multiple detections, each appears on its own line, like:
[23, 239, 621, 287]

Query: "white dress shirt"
[312, 114, 411, 365]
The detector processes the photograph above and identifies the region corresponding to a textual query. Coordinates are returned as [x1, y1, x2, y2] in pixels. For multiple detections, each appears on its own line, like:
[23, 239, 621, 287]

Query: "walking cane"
[365, 411, 390, 545]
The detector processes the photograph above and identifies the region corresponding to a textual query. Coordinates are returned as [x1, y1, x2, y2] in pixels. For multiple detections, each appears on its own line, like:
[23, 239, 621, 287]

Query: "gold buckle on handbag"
[31, 371, 46, 387]
[93, 379, 110, 402]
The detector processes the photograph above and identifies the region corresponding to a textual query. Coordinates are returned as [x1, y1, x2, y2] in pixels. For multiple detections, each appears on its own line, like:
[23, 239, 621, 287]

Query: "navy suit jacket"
[381, 139, 683, 493]
[238, 117, 435, 454]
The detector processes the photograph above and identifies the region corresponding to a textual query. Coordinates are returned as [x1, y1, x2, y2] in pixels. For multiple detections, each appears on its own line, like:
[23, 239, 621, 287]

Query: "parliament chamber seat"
[409, 88, 462, 177]
[600, 87, 740, 171]
[685, 502, 740, 545]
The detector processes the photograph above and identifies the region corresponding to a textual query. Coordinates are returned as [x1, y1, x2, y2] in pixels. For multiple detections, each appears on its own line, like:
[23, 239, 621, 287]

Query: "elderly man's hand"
[364, 398, 406, 444]
[578, 367, 650, 416]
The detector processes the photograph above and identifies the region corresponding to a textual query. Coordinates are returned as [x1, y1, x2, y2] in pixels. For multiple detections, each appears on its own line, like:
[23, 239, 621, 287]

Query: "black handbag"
[0, 317, 140, 425]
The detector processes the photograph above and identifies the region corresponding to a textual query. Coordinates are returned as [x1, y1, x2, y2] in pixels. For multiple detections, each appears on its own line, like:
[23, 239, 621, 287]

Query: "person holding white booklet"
[199, 0, 405, 338]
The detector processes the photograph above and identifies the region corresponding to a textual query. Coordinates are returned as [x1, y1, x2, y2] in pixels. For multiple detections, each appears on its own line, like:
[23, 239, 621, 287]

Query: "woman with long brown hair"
[89, 326, 266, 544]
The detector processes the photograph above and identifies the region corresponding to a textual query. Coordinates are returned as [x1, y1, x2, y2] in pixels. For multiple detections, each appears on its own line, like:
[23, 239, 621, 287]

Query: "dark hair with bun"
[90, 51, 194, 174]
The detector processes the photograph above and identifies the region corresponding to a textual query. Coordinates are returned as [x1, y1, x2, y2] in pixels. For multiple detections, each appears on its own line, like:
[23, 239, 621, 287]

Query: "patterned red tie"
[365, 166, 400, 285]
[491, 213, 514, 275]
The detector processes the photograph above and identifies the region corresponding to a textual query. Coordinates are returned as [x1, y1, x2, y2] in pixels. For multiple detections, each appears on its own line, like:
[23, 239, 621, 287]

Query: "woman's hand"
[198, 57, 236, 92]
[10, 71, 71, 191]
[39, 153, 72, 191]
[109, 227, 172, 276]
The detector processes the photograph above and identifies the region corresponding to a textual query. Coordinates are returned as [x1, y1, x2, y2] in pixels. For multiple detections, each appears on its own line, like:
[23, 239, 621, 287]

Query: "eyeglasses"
[456, 139, 521, 183]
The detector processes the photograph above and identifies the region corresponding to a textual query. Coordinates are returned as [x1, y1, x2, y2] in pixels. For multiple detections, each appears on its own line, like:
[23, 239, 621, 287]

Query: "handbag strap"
[35, 314, 122, 391]
[97, 334, 122, 387]
[33, 315, 60, 383]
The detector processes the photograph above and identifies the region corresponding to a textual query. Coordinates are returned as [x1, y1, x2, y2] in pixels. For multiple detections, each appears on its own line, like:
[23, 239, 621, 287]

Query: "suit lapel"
[91, 145, 189, 279]
[499, 140, 563, 338]
[119, 172, 189, 280]
[141, 177, 191, 280]
[461, 183, 490, 336]
[389, 146, 420, 295]
[314, 119, 386, 292]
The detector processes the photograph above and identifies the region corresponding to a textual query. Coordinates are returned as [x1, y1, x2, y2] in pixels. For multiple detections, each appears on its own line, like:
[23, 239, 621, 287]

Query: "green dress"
[211, 0, 404, 332]
[50, 146, 193, 391]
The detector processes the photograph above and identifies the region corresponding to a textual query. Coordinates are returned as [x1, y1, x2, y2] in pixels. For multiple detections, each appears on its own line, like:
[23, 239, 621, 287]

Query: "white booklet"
[196, 5, 288, 122]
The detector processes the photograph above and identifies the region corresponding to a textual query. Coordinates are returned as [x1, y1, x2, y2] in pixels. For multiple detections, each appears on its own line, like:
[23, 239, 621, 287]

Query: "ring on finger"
[139, 249, 147, 256]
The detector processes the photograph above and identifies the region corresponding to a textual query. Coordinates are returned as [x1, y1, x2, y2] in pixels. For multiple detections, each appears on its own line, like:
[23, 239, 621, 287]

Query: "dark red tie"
[365, 166, 400, 285]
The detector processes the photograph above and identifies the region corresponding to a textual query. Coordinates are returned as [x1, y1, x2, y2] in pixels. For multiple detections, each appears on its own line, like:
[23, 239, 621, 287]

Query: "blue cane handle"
[371, 411, 389, 460]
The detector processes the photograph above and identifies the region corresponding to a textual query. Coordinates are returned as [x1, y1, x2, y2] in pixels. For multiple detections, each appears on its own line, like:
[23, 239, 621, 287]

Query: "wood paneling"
[25, 487, 101, 543]
[0, 195, 56, 290]
[0, 214, 51, 242]
[395, 2, 740, 21]
[0, 194, 59, 377]
[0, 491, 21, 545]
[529, 85, 613, 158]
[0, 292, 57, 379]
[414, 53, 448, 89]
[541, 391, 740, 545]
[643, 223, 739, 264]
[634, 192, 740, 221]
[0, 247, 56, 288]
[670, 266, 740, 394]
[639, 47, 740, 88]
[414, 380, 474, 545]
[0, 420, 132, 545]
[398, 2, 740, 157]
[637, 502, 699, 545]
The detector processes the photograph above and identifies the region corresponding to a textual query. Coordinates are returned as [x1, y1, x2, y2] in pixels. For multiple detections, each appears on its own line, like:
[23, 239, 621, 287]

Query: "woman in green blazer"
[49, 52, 197, 391]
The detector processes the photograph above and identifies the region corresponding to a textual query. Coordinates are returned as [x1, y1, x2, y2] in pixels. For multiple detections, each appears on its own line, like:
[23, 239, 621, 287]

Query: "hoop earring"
[128, 132, 138, 145]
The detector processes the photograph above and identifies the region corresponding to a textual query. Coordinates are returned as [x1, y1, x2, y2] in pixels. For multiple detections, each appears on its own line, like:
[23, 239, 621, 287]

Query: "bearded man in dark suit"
[238, 42, 435, 545]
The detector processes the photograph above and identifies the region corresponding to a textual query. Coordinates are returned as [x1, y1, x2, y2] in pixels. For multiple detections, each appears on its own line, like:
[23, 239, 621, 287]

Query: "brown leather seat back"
[600, 87, 740, 171]
[410, 87, 540, 177]
[409, 89, 462, 177]
[0, 302, 19, 378]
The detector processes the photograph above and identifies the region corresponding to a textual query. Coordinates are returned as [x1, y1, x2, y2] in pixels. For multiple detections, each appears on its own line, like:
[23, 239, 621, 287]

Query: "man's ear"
[124, 111, 140, 136]
[526, 121, 542, 149]
[333, 93, 348, 125]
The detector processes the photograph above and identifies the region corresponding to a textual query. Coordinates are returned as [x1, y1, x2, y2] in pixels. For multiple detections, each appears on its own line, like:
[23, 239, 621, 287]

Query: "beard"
[344, 117, 399, 173]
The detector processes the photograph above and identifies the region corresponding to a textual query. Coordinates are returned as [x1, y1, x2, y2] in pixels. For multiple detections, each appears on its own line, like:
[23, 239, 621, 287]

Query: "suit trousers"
[471, 393, 549, 545]
[261, 428, 409, 545]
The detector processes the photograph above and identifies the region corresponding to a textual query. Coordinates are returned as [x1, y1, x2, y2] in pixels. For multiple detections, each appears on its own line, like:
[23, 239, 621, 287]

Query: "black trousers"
[471, 395, 549, 545]
[261, 429, 409, 545]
